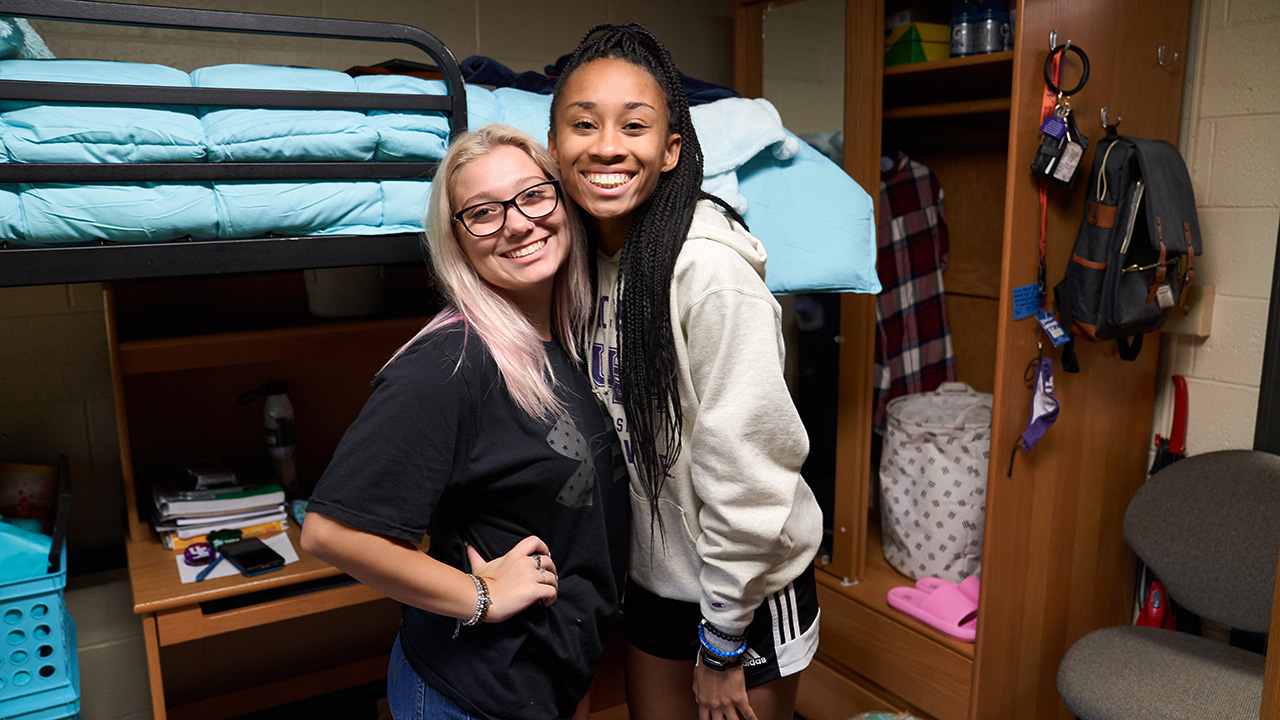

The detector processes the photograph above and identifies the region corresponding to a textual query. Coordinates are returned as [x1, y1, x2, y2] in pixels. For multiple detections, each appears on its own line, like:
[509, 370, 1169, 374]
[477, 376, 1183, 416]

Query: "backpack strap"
[1116, 334, 1143, 361]
[1179, 221, 1196, 307]
[1146, 235, 1169, 305]
[1061, 340, 1081, 373]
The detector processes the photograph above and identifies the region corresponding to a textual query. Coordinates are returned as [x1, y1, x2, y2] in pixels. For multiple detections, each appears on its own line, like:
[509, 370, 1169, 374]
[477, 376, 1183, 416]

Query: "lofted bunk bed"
[0, 0, 466, 287]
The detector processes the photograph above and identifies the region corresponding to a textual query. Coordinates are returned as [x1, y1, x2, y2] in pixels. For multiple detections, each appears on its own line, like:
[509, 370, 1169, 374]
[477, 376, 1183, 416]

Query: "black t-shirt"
[308, 325, 628, 720]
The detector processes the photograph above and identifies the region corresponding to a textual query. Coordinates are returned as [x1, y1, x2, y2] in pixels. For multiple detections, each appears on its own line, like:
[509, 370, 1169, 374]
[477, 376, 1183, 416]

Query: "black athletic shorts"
[622, 563, 820, 688]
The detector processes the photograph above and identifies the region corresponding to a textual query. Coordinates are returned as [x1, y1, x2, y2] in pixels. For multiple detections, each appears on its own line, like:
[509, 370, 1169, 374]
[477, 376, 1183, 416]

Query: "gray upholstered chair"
[1057, 449, 1280, 719]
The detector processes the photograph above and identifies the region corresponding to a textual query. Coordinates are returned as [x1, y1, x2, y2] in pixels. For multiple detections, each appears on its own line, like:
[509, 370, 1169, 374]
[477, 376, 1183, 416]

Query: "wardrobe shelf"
[819, 524, 977, 660]
[883, 50, 1014, 112]
[116, 316, 427, 375]
[883, 50, 1014, 77]
[883, 97, 1011, 120]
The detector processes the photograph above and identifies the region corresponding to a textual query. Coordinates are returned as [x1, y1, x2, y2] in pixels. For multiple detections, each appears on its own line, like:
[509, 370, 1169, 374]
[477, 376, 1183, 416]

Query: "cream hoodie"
[590, 200, 823, 635]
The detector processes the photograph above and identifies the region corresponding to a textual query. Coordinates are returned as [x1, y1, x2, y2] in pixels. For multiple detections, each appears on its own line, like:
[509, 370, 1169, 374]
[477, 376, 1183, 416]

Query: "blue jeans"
[387, 635, 480, 720]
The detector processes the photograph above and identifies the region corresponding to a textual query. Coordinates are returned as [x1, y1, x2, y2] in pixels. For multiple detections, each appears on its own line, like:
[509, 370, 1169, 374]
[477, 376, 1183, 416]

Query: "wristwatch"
[698, 647, 744, 672]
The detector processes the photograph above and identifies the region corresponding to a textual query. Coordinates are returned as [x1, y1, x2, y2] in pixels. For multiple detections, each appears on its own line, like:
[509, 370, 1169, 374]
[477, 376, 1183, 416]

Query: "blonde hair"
[391, 124, 591, 421]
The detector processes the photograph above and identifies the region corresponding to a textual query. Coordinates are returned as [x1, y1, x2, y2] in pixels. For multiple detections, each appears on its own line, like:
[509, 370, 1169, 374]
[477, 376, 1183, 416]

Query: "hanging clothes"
[874, 151, 957, 432]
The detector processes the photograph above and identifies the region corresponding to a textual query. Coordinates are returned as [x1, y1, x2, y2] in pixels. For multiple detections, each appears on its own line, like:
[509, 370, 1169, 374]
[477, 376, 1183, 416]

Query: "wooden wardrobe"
[735, 1, 1193, 718]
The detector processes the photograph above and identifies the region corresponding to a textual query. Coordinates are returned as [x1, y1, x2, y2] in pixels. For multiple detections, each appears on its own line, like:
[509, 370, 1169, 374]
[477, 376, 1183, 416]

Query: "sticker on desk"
[1012, 282, 1041, 320]
[175, 532, 298, 584]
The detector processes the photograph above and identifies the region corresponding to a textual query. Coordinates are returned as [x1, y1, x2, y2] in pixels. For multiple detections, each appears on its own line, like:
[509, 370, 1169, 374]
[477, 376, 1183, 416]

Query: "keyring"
[1044, 43, 1090, 96]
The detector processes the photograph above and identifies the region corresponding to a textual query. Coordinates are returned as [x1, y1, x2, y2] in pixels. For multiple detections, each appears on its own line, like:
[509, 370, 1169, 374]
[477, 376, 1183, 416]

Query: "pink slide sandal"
[915, 575, 980, 604]
[886, 576, 980, 642]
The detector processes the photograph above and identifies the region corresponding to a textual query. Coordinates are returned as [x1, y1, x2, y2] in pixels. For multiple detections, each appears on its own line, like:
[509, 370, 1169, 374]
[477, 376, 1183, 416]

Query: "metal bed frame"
[0, 0, 467, 287]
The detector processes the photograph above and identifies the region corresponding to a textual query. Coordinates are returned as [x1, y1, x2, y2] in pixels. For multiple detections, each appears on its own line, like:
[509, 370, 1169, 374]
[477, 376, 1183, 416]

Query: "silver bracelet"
[452, 573, 490, 639]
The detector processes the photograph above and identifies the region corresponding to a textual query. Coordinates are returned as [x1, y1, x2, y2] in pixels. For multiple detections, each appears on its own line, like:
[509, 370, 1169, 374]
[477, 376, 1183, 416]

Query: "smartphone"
[217, 537, 286, 577]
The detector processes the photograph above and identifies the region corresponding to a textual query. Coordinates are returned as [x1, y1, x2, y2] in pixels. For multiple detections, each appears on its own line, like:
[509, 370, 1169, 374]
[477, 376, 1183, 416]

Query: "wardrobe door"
[973, 1, 1192, 718]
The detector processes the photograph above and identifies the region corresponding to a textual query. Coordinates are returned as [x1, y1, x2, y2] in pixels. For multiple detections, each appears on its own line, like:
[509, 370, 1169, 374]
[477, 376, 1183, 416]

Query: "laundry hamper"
[879, 382, 992, 582]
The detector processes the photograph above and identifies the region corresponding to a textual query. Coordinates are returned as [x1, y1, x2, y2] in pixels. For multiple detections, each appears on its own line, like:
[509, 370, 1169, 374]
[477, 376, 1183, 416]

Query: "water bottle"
[238, 380, 298, 495]
[950, 1, 977, 58]
[262, 381, 297, 495]
[973, 0, 1008, 55]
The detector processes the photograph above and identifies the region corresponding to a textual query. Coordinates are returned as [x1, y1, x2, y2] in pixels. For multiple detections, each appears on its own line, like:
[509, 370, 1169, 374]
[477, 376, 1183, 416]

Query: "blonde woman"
[302, 125, 628, 720]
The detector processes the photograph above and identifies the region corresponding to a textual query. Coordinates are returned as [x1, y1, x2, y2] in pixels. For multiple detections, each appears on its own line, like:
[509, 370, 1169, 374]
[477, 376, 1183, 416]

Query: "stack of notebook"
[151, 464, 288, 551]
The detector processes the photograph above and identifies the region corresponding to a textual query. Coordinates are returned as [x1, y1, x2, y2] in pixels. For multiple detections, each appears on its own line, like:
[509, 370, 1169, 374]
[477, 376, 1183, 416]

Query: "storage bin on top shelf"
[879, 382, 992, 582]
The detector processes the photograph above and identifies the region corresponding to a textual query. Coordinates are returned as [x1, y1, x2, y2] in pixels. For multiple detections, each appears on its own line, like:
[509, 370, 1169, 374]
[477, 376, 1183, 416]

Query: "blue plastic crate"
[0, 548, 80, 720]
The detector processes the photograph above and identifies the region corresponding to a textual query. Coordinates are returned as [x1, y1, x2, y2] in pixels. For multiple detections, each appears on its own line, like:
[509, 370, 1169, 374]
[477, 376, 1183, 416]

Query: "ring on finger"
[533, 553, 542, 569]
[539, 568, 547, 582]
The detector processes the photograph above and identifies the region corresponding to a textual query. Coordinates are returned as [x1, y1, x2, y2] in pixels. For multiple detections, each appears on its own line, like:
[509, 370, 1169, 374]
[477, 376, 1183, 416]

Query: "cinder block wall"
[1155, 0, 1280, 454]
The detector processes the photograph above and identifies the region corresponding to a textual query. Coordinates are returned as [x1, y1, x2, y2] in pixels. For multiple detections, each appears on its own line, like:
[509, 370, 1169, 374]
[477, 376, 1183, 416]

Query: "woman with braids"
[548, 24, 823, 720]
[301, 125, 628, 720]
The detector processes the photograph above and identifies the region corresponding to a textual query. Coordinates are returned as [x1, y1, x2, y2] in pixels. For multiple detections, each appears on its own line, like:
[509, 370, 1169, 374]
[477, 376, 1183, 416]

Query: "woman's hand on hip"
[693, 660, 757, 720]
[466, 535, 558, 622]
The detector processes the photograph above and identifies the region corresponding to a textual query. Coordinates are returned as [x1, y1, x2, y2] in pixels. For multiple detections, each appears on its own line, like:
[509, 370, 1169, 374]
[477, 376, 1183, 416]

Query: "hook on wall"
[1049, 29, 1056, 51]
[1101, 106, 1121, 131]
[1158, 45, 1180, 67]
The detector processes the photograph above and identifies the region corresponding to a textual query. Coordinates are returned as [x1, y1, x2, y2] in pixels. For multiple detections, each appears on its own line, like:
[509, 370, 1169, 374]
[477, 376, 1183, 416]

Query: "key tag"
[1031, 43, 1091, 189]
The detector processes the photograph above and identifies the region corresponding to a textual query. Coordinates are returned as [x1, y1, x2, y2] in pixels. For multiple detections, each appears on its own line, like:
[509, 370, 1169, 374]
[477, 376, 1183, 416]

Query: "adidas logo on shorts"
[742, 649, 768, 667]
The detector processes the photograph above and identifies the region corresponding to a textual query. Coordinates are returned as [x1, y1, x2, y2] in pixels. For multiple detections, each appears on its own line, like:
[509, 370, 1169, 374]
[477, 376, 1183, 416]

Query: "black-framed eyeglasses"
[453, 180, 561, 238]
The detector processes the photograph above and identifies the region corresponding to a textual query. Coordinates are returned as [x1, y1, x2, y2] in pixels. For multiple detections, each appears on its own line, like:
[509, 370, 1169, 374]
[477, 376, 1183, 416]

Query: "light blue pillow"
[354, 76, 498, 161]
[0, 59, 206, 164]
[0, 183, 23, 241]
[214, 181, 382, 239]
[381, 179, 432, 232]
[193, 64, 377, 163]
[738, 134, 879, 295]
[493, 88, 551, 143]
[20, 183, 218, 245]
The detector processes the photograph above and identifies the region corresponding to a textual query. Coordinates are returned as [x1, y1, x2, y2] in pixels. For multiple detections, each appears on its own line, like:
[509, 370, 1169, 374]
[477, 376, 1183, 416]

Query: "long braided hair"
[550, 24, 705, 541]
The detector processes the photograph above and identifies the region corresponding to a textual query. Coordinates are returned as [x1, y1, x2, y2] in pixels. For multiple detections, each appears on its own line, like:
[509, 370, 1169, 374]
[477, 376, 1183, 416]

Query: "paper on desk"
[175, 532, 299, 584]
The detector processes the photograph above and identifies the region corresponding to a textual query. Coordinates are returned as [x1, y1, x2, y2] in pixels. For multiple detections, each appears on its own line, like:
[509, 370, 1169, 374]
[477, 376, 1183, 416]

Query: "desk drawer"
[156, 580, 388, 645]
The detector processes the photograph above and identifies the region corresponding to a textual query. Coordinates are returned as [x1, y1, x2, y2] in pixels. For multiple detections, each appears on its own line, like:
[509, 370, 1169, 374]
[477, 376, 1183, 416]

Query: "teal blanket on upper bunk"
[0, 59, 878, 296]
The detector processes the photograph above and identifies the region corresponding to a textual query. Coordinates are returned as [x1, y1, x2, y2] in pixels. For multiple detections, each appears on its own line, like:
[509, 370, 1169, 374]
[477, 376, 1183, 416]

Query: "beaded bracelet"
[452, 573, 490, 639]
[697, 620, 747, 658]
[700, 618, 747, 644]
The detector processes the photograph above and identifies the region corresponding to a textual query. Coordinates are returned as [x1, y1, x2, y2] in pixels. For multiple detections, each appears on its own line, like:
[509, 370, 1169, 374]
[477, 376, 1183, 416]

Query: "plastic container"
[0, 548, 80, 720]
[972, 0, 1009, 54]
[949, 1, 977, 57]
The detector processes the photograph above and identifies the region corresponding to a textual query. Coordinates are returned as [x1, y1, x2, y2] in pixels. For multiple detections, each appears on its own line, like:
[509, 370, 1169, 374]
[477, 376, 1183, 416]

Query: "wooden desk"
[130, 526, 401, 720]
[104, 276, 426, 718]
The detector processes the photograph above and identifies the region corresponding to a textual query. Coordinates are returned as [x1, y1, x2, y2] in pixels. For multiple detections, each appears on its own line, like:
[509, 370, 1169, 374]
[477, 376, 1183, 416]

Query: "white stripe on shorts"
[766, 582, 820, 678]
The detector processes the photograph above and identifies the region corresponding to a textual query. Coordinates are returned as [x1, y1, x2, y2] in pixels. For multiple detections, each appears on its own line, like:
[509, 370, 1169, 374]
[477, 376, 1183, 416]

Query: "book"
[153, 505, 286, 532]
[165, 517, 289, 551]
[152, 479, 285, 518]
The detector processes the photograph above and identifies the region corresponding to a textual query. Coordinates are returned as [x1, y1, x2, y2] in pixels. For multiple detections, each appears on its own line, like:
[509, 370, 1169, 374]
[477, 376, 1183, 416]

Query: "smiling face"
[450, 144, 571, 319]
[548, 57, 682, 254]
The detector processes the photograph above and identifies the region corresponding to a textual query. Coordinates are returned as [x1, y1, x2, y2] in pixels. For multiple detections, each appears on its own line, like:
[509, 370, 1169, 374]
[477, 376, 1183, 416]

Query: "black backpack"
[1054, 133, 1202, 373]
